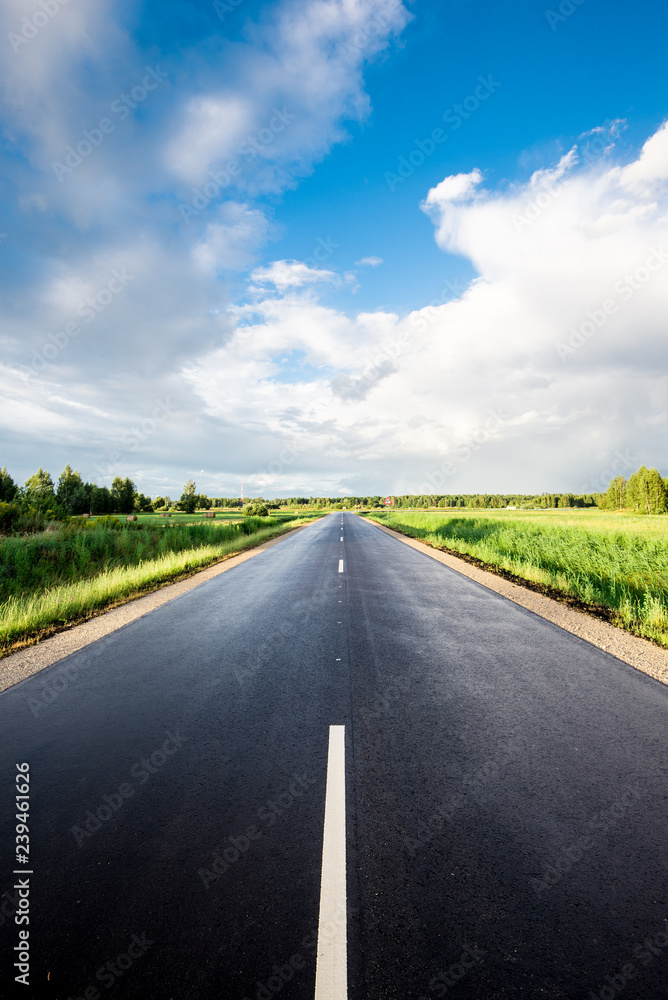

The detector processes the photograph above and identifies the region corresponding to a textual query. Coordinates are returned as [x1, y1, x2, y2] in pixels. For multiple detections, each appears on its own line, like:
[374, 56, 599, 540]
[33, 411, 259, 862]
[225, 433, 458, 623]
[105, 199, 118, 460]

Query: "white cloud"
[355, 255, 383, 266]
[181, 123, 668, 494]
[528, 148, 578, 191]
[193, 204, 275, 272]
[250, 259, 340, 291]
[166, 95, 253, 182]
[424, 168, 484, 207]
[618, 120, 668, 194]
[165, 0, 411, 190]
[579, 118, 626, 142]
[421, 169, 484, 251]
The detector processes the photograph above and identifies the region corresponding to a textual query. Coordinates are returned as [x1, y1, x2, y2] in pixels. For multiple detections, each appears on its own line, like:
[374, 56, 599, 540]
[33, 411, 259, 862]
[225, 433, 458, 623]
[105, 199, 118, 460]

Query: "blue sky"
[1, 0, 667, 498]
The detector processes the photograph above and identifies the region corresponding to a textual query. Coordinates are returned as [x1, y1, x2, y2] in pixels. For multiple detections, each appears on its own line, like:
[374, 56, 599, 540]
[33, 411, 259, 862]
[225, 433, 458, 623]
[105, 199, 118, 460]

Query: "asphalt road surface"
[1, 512, 667, 999]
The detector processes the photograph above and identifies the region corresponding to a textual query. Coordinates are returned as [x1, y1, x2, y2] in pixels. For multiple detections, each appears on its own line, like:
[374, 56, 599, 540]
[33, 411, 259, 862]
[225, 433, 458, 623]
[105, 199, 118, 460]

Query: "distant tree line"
[258, 493, 603, 509]
[0, 463, 666, 534]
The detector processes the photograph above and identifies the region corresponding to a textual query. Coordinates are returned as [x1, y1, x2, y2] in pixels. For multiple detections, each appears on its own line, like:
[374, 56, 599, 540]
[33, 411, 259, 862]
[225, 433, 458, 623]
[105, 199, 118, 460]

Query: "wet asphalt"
[0, 512, 667, 999]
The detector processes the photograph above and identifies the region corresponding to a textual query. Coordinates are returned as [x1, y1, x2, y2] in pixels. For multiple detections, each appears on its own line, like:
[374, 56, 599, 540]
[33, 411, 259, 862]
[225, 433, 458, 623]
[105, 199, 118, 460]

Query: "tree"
[57, 465, 89, 515]
[0, 467, 17, 502]
[90, 485, 113, 514]
[604, 476, 627, 511]
[134, 493, 153, 512]
[24, 467, 56, 510]
[646, 469, 667, 514]
[111, 476, 136, 514]
[178, 480, 197, 513]
[627, 467, 667, 515]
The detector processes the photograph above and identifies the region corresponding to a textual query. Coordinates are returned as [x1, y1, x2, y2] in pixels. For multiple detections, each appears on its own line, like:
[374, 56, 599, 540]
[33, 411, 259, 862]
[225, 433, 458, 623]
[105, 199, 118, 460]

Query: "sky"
[1, 0, 667, 500]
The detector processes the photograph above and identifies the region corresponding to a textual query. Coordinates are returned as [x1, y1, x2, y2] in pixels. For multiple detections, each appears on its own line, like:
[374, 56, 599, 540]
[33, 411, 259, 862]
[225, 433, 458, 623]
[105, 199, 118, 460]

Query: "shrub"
[91, 515, 123, 530]
[243, 502, 269, 517]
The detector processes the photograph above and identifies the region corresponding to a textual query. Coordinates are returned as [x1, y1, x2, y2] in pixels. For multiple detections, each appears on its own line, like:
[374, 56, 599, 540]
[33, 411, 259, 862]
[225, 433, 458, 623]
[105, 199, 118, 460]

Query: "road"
[1, 511, 667, 999]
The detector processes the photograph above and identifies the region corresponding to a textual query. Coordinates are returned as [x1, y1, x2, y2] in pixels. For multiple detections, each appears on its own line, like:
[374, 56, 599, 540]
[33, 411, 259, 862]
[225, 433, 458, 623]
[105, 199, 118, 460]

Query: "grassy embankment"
[0, 512, 317, 653]
[364, 508, 668, 648]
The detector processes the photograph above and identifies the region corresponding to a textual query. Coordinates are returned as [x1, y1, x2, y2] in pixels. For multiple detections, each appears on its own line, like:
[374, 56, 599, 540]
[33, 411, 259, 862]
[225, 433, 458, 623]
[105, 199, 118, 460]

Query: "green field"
[0, 513, 316, 653]
[364, 508, 668, 647]
[130, 509, 324, 525]
[132, 510, 246, 525]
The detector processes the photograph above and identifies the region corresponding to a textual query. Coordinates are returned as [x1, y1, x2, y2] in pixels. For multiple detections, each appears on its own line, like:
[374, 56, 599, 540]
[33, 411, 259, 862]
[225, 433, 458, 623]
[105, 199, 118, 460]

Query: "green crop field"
[0, 513, 316, 653]
[363, 508, 668, 647]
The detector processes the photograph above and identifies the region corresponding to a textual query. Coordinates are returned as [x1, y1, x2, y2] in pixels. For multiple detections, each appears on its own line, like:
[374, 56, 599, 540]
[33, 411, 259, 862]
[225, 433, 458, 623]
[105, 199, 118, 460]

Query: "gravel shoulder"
[0, 521, 315, 694]
[368, 517, 668, 687]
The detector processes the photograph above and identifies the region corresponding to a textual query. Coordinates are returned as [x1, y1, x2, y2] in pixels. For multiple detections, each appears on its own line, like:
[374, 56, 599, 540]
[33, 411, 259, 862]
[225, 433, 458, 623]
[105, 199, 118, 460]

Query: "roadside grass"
[364, 510, 668, 647]
[0, 516, 310, 654]
[0, 516, 299, 600]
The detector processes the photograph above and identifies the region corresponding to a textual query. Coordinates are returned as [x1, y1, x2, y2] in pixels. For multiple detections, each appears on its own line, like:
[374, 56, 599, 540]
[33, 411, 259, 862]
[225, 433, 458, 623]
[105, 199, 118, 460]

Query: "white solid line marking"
[338, 559, 344, 573]
[315, 725, 347, 1000]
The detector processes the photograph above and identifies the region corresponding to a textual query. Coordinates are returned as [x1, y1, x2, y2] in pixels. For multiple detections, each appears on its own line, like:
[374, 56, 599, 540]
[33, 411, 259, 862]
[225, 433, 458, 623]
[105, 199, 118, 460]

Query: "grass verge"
[364, 512, 668, 648]
[0, 518, 309, 655]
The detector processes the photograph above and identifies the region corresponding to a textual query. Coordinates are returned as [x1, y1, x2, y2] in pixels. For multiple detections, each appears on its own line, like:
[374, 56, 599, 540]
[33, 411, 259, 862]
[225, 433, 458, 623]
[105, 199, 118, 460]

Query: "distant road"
[1, 512, 667, 998]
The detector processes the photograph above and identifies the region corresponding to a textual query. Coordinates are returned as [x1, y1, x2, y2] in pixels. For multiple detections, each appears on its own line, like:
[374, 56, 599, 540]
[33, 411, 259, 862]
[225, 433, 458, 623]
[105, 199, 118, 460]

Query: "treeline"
[0, 467, 229, 520]
[0, 466, 151, 519]
[1, 462, 666, 533]
[268, 493, 602, 509]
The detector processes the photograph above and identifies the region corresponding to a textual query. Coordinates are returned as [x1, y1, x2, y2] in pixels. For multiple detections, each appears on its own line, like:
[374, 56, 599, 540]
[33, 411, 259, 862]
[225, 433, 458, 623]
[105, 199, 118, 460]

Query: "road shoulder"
[366, 518, 668, 687]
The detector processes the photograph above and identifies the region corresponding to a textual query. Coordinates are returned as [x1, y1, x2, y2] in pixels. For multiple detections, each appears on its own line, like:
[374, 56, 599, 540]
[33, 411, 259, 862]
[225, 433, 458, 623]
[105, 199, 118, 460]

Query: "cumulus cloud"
[425, 169, 484, 207]
[355, 255, 383, 266]
[617, 120, 668, 194]
[421, 169, 484, 251]
[183, 122, 668, 495]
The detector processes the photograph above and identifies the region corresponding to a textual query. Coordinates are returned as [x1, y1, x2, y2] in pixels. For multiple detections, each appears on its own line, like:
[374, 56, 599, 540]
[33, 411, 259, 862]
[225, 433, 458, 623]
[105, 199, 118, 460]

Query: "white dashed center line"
[338, 560, 344, 573]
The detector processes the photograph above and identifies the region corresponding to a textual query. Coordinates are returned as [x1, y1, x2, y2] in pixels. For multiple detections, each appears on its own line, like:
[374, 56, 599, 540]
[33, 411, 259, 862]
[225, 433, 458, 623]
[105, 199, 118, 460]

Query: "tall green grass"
[367, 512, 668, 647]
[0, 516, 279, 601]
[0, 517, 302, 651]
